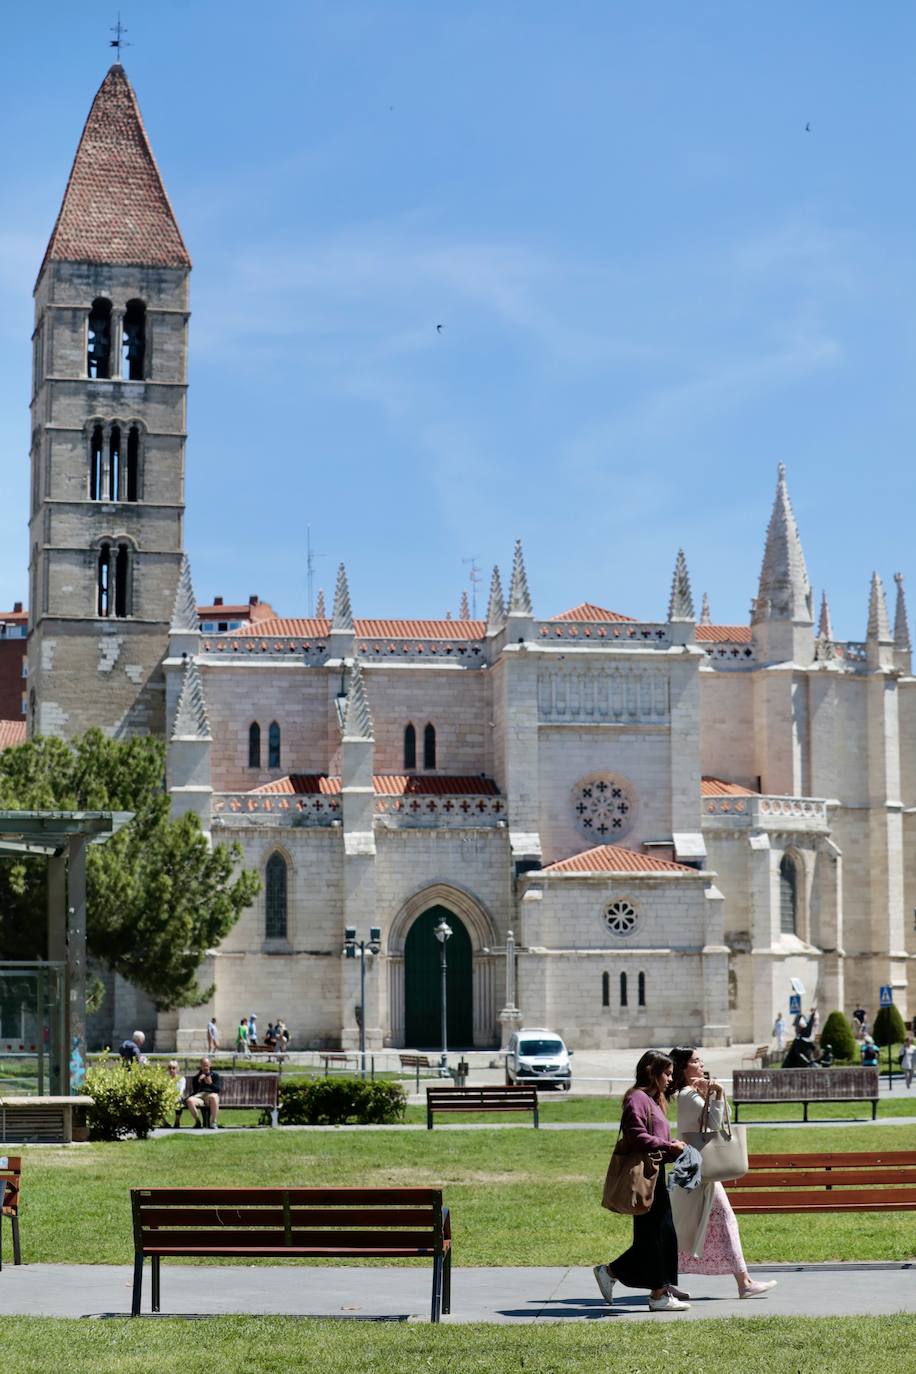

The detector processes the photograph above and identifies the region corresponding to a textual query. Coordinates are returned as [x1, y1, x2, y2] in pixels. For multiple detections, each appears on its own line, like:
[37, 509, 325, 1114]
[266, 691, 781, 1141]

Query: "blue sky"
[2, 2, 916, 634]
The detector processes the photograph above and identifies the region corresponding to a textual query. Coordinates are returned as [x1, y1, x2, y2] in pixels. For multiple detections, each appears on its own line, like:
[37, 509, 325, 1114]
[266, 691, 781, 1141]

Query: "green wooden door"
[404, 906, 473, 1049]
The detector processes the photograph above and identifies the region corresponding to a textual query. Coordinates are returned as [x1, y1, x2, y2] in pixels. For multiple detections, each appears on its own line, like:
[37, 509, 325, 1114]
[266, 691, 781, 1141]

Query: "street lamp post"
[344, 925, 381, 1078]
[434, 917, 452, 1077]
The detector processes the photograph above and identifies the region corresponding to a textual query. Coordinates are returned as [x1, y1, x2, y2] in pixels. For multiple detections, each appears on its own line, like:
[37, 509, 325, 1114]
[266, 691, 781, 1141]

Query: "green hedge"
[261, 1076, 406, 1126]
[820, 1010, 857, 1062]
[873, 1005, 906, 1048]
[85, 1060, 179, 1140]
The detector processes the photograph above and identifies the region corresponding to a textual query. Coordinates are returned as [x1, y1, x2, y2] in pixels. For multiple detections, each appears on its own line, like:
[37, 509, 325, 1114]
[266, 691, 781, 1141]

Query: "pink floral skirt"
[677, 1182, 748, 1276]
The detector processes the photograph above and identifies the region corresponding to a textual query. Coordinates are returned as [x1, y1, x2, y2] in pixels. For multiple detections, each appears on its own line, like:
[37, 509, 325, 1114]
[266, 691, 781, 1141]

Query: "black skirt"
[609, 1164, 677, 1291]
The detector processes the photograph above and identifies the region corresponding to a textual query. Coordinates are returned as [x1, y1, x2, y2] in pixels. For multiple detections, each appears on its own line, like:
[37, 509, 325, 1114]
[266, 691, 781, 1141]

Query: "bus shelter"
[0, 811, 131, 1096]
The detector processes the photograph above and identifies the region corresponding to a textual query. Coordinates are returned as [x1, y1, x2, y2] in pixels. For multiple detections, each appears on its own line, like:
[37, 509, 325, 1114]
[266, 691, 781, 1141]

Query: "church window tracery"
[89, 424, 104, 500]
[573, 774, 636, 841]
[605, 900, 638, 936]
[87, 298, 112, 378]
[268, 721, 281, 769]
[423, 722, 436, 770]
[265, 852, 288, 939]
[88, 422, 141, 502]
[404, 723, 416, 770]
[248, 722, 261, 768]
[122, 299, 146, 380]
[97, 541, 131, 618]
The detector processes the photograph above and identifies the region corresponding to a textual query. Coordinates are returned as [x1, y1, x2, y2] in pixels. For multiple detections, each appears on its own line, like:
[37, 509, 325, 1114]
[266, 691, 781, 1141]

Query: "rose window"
[572, 774, 635, 840]
[605, 900, 638, 936]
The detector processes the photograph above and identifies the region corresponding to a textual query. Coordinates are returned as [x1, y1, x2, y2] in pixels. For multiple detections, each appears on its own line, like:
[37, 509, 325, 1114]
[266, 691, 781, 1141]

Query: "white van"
[505, 1028, 572, 1090]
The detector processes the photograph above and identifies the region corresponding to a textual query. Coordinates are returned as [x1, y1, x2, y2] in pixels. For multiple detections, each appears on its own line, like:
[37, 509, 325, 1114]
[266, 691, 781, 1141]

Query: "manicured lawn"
[0, 1316, 912, 1374]
[15, 1123, 915, 1266]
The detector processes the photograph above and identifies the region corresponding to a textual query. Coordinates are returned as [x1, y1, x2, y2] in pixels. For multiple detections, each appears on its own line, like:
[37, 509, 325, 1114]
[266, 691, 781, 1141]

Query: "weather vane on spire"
[109, 13, 131, 62]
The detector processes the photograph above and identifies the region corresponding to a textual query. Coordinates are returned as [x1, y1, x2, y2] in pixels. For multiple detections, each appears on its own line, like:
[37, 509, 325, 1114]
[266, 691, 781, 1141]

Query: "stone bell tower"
[27, 65, 191, 738]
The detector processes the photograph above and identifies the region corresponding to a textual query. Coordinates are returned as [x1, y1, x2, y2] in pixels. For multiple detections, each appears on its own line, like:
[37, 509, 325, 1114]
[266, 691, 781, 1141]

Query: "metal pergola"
[0, 811, 132, 1092]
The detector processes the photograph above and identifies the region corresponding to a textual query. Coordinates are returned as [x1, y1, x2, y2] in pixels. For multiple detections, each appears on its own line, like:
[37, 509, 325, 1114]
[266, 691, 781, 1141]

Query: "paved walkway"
[0, 1262, 910, 1322]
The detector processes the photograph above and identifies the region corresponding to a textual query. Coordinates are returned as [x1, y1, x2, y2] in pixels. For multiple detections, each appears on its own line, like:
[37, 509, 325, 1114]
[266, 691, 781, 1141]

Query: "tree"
[873, 1004, 906, 1048]
[819, 1010, 857, 1062]
[0, 730, 259, 1008]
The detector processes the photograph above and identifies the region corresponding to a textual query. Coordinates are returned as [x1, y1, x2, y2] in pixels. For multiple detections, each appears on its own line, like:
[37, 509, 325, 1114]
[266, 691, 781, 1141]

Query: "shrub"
[262, 1076, 406, 1126]
[820, 1010, 857, 1062]
[873, 1004, 906, 1048]
[85, 1059, 178, 1140]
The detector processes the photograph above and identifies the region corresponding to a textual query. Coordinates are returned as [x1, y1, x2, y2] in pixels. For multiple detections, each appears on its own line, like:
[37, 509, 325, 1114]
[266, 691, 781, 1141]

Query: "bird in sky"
[436, 324, 443, 333]
[805, 122, 811, 132]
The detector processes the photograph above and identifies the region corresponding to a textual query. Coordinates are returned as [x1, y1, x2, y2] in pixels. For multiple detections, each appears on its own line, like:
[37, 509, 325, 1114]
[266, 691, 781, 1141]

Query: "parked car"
[505, 1028, 572, 1090]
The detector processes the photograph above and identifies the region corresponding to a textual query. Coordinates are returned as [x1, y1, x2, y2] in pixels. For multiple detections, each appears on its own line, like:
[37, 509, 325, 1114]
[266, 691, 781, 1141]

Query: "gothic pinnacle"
[700, 592, 711, 626]
[315, 588, 326, 619]
[331, 563, 353, 631]
[817, 590, 834, 642]
[755, 463, 811, 622]
[507, 539, 533, 616]
[459, 590, 470, 621]
[867, 571, 892, 642]
[667, 548, 695, 622]
[342, 660, 373, 740]
[170, 554, 198, 634]
[486, 565, 506, 630]
[171, 659, 211, 740]
[894, 573, 911, 650]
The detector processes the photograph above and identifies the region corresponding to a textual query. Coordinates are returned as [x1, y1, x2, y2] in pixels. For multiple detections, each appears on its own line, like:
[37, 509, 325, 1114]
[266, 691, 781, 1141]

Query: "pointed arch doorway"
[404, 906, 473, 1050]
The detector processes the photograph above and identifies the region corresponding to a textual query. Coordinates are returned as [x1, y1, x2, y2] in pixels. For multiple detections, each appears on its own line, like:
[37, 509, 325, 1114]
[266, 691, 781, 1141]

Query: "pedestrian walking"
[667, 1047, 777, 1299]
[236, 1017, 250, 1057]
[772, 1012, 786, 1053]
[900, 1035, 915, 1090]
[248, 1012, 258, 1047]
[207, 1016, 218, 1053]
[593, 1050, 690, 1312]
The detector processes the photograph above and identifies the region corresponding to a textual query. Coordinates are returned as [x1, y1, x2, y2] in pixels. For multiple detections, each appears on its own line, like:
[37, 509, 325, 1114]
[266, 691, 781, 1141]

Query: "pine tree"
[819, 1010, 857, 1062]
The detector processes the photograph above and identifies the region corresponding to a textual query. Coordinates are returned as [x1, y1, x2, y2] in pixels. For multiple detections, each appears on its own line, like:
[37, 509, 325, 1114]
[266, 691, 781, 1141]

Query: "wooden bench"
[0, 1156, 21, 1268]
[322, 1052, 358, 1075]
[182, 1072, 279, 1128]
[130, 1186, 451, 1321]
[400, 1054, 433, 1091]
[742, 1044, 770, 1067]
[726, 1150, 916, 1213]
[732, 1067, 879, 1121]
[426, 1083, 539, 1129]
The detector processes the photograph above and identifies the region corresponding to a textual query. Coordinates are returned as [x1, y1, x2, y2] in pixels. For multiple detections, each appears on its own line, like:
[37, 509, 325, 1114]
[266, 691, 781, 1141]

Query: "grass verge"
[0, 1315, 913, 1374]
[15, 1124, 915, 1265]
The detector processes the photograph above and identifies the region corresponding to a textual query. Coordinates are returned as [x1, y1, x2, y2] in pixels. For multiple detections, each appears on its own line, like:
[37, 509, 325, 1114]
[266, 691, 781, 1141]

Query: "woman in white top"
[667, 1046, 776, 1299]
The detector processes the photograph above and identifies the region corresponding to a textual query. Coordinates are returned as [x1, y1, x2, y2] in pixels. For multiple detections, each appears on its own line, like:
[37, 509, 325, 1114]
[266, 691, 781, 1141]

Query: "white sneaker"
[740, 1279, 777, 1299]
[592, 1264, 615, 1303]
[648, 1293, 689, 1312]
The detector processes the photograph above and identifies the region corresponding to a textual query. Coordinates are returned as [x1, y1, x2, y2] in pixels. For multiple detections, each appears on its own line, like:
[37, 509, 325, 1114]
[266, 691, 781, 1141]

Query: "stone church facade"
[19, 66, 914, 1051]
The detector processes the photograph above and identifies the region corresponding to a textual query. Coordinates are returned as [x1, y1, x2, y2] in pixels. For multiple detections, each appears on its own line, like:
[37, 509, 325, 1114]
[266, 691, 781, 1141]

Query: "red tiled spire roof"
[539, 844, 699, 875]
[250, 774, 499, 797]
[700, 776, 758, 797]
[695, 624, 752, 643]
[41, 66, 190, 275]
[0, 721, 27, 752]
[552, 603, 635, 623]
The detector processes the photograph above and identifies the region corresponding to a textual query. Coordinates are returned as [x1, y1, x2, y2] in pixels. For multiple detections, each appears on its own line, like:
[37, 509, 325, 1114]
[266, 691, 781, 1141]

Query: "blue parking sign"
[879, 985, 893, 1008]
[788, 993, 802, 1016]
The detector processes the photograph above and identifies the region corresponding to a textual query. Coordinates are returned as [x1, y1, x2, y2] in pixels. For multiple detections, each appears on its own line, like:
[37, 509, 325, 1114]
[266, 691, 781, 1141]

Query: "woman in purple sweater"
[593, 1050, 690, 1312]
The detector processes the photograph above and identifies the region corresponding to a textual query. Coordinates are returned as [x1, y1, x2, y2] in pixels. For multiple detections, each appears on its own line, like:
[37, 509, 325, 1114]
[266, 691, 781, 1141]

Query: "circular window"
[572, 773, 636, 841]
[605, 900, 639, 936]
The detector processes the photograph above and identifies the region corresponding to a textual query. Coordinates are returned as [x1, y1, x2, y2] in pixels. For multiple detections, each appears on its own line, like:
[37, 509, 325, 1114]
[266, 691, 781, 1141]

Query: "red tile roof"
[250, 774, 499, 797]
[41, 65, 190, 274]
[0, 609, 27, 624]
[235, 617, 485, 640]
[198, 602, 276, 622]
[0, 720, 26, 751]
[701, 776, 758, 797]
[552, 603, 636, 623]
[696, 625, 753, 643]
[539, 844, 699, 875]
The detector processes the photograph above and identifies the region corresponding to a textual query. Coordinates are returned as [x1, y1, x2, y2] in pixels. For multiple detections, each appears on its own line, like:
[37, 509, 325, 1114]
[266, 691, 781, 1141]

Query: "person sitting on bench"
[185, 1057, 221, 1129]
[166, 1060, 187, 1128]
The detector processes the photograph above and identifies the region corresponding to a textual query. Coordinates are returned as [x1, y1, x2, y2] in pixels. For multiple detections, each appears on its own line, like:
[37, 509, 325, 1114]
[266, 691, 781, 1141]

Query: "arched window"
[87, 298, 112, 378]
[108, 425, 121, 501]
[638, 971, 646, 1007]
[404, 723, 417, 770]
[268, 721, 281, 769]
[601, 971, 609, 1007]
[97, 543, 111, 617]
[619, 972, 628, 1008]
[779, 853, 798, 935]
[122, 299, 146, 380]
[423, 722, 436, 770]
[265, 852, 288, 939]
[89, 424, 104, 500]
[126, 425, 139, 501]
[97, 542, 131, 618]
[248, 722, 261, 768]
